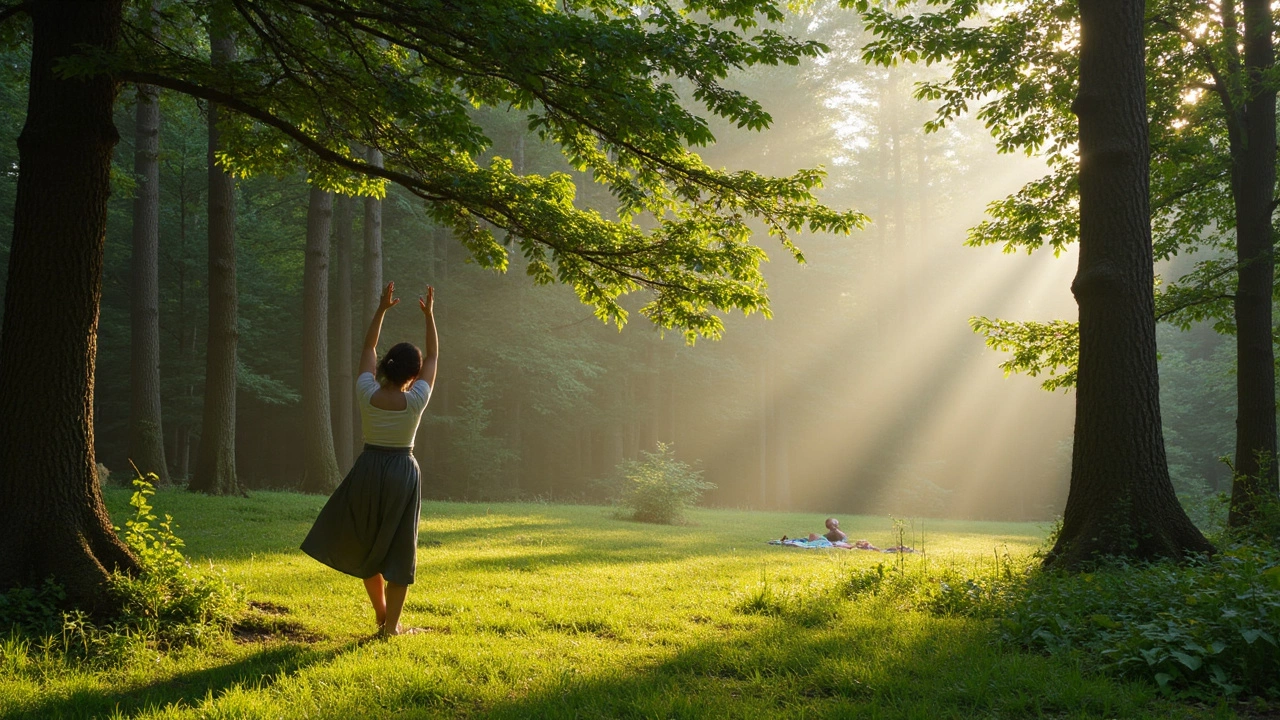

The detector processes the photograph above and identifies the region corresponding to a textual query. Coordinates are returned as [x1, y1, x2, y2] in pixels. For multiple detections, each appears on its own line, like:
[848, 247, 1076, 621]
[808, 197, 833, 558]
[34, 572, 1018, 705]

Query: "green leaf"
[1170, 651, 1202, 671]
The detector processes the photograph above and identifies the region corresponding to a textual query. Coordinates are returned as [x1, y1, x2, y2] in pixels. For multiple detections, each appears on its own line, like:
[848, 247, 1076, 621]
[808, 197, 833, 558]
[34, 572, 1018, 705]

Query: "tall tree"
[301, 185, 341, 492]
[329, 193, 355, 472]
[0, 0, 861, 604]
[1227, 0, 1277, 525]
[0, 0, 140, 604]
[189, 23, 239, 495]
[859, 0, 1280, 525]
[1050, 0, 1212, 565]
[128, 67, 168, 482]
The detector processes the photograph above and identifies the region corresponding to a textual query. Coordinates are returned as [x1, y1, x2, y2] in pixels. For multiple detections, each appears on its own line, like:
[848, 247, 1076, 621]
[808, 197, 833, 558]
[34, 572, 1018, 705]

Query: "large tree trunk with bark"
[0, 0, 140, 606]
[1048, 0, 1214, 567]
[128, 77, 168, 483]
[190, 28, 240, 495]
[1227, 0, 1278, 527]
[302, 186, 341, 493]
[329, 194, 355, 473]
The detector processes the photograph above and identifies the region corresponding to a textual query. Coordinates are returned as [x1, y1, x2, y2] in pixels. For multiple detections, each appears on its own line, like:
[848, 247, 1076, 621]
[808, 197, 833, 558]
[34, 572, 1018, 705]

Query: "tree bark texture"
[364, 147, 384, 323]
[190, 29, 240, 495]
[1048, 0, 1213, 567]
[329, 193, 355, 473]
[0, 0, 140, 606]
[128, 79, 168, 483]
[302, 187, 341, 493]
[1228, 0, 1278, 527]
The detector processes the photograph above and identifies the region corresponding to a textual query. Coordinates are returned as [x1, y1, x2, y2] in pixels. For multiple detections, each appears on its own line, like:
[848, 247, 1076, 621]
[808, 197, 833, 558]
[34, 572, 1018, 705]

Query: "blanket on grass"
[768, 538, 917, 553]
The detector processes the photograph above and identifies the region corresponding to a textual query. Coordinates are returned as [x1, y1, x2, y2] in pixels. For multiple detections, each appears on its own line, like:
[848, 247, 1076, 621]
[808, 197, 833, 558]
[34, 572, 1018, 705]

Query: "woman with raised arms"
[302, 281, 438, 636]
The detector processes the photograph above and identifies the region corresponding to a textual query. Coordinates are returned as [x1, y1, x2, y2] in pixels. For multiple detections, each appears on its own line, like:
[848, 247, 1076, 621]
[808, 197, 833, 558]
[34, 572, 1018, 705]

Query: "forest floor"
[0, 490, 1247, 719]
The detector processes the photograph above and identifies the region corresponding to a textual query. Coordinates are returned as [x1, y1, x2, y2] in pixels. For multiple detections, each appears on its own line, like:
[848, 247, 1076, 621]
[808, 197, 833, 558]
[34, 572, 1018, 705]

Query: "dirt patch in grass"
[233, 602, 323, 644]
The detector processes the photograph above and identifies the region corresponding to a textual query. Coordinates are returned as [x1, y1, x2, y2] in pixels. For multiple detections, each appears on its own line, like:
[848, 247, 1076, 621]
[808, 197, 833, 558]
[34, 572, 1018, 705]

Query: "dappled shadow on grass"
[6, 638, 366, 720]
[462, 613, 1178, 720]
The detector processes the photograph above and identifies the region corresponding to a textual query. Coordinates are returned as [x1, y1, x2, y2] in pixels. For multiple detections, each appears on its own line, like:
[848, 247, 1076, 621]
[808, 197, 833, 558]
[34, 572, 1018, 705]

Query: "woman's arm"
[418, 286, 438, 387]
[359, 282, 399, 376]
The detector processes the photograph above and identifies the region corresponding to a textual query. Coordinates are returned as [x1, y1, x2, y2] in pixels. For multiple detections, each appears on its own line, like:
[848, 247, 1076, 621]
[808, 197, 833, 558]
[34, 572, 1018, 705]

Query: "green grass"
[0, 490, 1238, 719]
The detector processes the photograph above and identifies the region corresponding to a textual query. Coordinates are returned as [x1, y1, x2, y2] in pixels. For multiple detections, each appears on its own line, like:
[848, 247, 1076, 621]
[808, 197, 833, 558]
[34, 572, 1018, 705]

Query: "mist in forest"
[8, 9, 1240, 522]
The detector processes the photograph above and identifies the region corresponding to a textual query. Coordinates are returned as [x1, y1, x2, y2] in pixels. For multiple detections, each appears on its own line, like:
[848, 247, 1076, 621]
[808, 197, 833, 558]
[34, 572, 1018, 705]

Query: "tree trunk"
[770, 340, 790, 509]
[329, 193, 355, 473]
[1227, 0, 1278, 527]
[190, 28, 240, 495]
[128, 78, 168, 483]
[176, 427, 191, 480]
[758, 349, 769, 508]
[364, 147, 384, 322]
[0, 0, 140, 606]
[509, 396, 522, 495]
[649, 343, 661, 447]
[301, 186, 341, 493]
[1048, 0, 1213, 567]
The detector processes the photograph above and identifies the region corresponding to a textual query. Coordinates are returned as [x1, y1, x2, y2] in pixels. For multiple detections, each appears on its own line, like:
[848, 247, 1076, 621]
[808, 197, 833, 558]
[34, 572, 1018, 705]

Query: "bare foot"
[378, 624, 424, 637]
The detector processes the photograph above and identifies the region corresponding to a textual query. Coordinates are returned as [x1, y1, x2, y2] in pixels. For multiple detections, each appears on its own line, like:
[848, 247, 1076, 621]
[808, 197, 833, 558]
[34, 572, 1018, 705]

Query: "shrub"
[0, 578, 66, 636]
[833, 532, 1280, 698]
[109, 473, 242, 648]
[614, 443, 715, 524]
[999, 546, 1280, 697]
[1218, 453, 1280, 546]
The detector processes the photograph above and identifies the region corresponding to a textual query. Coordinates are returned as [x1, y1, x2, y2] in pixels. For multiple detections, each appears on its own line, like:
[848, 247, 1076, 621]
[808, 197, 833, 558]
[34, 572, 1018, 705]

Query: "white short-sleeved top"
[356, 372, 432, 448]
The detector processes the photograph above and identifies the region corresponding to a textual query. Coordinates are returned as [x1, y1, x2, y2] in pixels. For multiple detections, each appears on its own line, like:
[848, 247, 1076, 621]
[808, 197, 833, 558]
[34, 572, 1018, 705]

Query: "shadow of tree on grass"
[461, 616, 1175, 720]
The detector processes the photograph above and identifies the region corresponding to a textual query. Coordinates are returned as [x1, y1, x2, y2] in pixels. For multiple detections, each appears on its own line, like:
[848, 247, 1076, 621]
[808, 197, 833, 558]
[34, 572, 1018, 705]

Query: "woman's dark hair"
[377, 342, 422, 389]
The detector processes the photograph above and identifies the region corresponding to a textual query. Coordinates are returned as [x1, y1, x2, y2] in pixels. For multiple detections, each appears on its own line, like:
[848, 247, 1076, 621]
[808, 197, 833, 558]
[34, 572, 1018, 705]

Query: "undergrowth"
[0, 473, 242, 666]
[833, 532, 1280, 700]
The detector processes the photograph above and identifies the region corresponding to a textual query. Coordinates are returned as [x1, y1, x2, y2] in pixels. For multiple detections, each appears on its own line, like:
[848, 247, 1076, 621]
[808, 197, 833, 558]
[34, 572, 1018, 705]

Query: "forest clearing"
[2, 0, 1280, 716]
[0, 490, 1223, 720]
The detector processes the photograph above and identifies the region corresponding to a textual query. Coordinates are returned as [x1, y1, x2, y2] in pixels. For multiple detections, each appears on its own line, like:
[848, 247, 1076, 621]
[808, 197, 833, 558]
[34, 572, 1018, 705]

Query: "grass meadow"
[0, 490, 1241, 719]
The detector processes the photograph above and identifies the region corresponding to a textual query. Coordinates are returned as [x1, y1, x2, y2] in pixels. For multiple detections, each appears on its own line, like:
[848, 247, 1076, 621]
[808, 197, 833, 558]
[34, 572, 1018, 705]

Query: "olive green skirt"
[301, 445, 421, 585]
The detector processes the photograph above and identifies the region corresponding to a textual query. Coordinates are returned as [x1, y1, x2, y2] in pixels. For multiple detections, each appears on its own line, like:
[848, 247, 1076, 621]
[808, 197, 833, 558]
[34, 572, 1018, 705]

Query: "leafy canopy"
[851, 0, 1279, 385]
[73, 0, 868, 341]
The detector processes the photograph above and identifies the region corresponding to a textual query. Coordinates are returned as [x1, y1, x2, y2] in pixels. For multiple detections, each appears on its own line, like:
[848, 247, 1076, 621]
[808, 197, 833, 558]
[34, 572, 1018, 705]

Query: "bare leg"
[382, 581, 409, 635]
[363, 574, 386, 629]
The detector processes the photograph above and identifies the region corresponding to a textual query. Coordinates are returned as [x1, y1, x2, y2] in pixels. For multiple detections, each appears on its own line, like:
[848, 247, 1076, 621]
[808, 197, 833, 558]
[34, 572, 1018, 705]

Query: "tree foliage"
[968, 317, 1077, 392]
[87, 0, 869, 341]
[852, 0, 1279, 357]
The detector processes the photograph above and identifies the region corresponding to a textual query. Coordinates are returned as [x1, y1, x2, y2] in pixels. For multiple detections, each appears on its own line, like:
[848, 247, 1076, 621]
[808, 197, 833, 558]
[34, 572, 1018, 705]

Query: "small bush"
[612, 443, 715, 525]
[109, 473, 242, 648]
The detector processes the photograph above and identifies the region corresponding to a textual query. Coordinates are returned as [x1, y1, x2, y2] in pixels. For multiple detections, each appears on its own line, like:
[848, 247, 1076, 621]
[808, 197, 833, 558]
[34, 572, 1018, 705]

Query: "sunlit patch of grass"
[0, 490, 1232, 718]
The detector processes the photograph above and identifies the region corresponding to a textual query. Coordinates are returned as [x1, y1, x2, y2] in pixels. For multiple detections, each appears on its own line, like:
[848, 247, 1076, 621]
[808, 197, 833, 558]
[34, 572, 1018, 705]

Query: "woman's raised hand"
[379, 281, 400, 312]
[419, 286, 434, 317]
